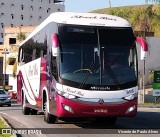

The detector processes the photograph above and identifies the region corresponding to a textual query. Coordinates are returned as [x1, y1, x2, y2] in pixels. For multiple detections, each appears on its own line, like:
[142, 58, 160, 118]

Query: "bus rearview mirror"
[51, 33, 59, 56]
[136, 37, 148, 60]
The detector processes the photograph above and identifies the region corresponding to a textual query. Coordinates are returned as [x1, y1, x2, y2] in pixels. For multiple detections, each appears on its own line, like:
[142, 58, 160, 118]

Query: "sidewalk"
[138, 87, 160, 104]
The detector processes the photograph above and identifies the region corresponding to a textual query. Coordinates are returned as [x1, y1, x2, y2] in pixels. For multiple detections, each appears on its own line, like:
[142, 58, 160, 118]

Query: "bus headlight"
[124, 93, 138, 101]
[63, 93, 76, 99]
[57, 90, 76, 99]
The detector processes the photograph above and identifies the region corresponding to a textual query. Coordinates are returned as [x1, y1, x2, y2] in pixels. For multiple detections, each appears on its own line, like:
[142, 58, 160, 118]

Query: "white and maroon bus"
[17, 12, 148, 124]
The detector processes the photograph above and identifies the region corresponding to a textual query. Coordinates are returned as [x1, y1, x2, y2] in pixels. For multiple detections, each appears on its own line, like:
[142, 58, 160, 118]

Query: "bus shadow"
[116, 111, 160, 129]
[56, 111, 160, 129]
[75, 122, 117, 129]
[57, 117, 118, 129]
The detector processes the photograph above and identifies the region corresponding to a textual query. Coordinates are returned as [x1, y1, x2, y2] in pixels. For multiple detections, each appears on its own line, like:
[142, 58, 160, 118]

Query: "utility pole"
[143, 58, 145, 103]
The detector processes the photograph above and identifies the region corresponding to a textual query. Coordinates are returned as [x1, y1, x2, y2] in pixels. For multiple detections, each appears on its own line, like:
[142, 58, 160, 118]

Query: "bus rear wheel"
[44, 102, 57, 123]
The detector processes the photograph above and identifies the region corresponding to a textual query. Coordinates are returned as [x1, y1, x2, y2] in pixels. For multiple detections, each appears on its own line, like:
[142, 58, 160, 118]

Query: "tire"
[22, 94, 30, 115]
[44, 101, 57, 123]
[94, 117, 117, 125]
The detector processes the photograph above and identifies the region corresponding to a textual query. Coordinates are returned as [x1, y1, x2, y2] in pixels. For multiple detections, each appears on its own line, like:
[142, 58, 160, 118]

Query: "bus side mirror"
[136, 37, 148, 60]
[51, 33, 59, 57]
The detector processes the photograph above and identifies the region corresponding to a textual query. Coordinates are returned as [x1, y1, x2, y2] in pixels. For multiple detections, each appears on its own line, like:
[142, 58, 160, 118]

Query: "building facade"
[0, 0, 65, 42]
[0, 0, 64, 90]
[0, 57, 5, 88]
[2, 26, 37, 91]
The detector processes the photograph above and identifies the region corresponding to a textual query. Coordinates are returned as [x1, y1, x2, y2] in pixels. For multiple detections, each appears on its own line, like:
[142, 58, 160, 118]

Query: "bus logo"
[99, 99, 104, 105]
[90, 86, 110, 90]
[28, 63, 38, 76]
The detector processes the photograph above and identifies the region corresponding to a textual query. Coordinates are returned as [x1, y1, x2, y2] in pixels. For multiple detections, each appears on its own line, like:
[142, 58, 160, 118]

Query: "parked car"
[0, 89, 11, 107]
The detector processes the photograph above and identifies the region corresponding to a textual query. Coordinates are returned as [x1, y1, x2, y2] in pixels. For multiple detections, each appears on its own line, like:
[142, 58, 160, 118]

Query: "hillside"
[92, 4, 160, 37]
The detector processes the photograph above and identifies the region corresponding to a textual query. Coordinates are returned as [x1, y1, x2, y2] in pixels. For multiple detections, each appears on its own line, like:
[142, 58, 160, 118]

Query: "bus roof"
[50, 12, 131, 27]
[20, 12, 132, 46]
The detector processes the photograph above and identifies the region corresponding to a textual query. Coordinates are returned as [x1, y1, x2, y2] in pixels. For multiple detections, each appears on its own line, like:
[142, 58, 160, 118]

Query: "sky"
[65, 0, 152, 12]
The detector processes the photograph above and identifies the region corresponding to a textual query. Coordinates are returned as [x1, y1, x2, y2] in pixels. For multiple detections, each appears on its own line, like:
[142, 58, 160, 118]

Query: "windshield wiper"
[104, 62, 120, 89]
[97, 29, 102, 85]
[79, 61, 95, 89]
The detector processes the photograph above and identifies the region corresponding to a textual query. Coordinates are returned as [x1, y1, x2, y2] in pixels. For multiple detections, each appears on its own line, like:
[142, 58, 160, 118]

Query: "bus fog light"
[126, 105, 135, 114]
[62, 104, 73, 113]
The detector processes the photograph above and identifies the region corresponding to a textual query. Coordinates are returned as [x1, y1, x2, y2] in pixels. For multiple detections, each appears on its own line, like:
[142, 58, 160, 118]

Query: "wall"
[0, 0, 65, 42]
[137, 37, 160, 87]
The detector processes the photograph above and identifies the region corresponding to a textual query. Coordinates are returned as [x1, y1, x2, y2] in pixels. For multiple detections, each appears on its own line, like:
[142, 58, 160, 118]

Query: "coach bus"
[17, 12, 148, 124]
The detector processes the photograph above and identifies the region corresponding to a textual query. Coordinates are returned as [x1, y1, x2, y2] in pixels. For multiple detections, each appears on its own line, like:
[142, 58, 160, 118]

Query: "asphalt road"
[0, 103, 160, 137]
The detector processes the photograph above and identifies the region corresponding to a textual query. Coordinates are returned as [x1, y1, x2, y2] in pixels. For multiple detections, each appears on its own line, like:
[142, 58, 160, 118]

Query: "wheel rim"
[44, 102, 48, 119]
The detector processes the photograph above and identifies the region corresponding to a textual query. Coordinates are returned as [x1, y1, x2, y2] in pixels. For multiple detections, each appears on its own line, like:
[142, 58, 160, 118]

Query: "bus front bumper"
[56, 94, 137, 117]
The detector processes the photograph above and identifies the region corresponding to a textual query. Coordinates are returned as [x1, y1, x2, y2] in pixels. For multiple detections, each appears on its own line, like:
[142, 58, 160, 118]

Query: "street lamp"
[2, 48, 9, 90]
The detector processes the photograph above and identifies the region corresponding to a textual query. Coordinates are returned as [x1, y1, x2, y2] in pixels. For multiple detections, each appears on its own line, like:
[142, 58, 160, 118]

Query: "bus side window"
[32, 49, 36, 60]
[50, 55, 57, 80]
[129, 48, 134, 68]
[24, 53, 32, 63]
[18, 47, 25, 65]
[40, 50, 43, 57]
[40, 48, 47, 58]
[36, 46, 43, 59]
[43, 45, 47, 58]
[39, 44, 47, 58]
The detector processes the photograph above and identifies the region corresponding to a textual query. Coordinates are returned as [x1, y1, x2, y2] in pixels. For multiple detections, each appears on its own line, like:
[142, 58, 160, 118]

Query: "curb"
[11, 99, 17, 104]
[138, 106, 160, 108]
[138, 103, 160, 108]
[0, 116, 17, 137]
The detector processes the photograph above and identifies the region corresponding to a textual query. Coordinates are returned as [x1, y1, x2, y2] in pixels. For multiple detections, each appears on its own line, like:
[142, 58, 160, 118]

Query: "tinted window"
[58, 25, 137, 89]
[0, 90, 6, 94]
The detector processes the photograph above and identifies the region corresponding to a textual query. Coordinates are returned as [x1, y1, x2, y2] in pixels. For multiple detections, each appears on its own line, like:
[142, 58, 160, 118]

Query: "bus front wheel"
[44, 101, 57, 123]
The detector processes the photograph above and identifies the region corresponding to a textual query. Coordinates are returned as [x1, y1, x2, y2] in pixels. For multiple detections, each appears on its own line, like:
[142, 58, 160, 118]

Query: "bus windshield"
[58, 25, 136, 89]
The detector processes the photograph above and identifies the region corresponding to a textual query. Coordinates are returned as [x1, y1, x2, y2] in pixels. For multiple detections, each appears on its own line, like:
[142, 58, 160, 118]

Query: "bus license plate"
[94, 108, 108, 113]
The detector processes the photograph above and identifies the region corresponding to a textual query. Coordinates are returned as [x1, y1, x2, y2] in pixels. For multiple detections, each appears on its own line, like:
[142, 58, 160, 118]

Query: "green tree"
[17, 32, 26, 41]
